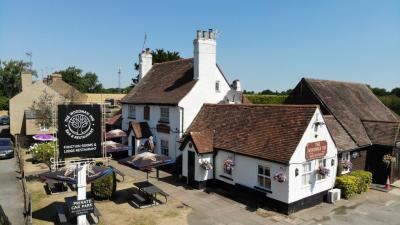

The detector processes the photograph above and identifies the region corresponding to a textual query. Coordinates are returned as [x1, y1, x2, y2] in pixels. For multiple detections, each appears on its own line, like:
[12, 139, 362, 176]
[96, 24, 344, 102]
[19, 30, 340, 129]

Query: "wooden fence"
[16, 144, 32, 225]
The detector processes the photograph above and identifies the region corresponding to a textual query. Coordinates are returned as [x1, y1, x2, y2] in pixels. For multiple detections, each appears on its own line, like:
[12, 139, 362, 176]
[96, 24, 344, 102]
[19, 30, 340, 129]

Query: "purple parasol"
[32, 134, 56, 142]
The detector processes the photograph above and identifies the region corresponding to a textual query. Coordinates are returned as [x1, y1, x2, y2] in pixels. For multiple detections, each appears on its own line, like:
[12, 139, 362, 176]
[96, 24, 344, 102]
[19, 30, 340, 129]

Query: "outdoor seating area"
[131, 181, 168, 208]
[44, 180, 69, 195]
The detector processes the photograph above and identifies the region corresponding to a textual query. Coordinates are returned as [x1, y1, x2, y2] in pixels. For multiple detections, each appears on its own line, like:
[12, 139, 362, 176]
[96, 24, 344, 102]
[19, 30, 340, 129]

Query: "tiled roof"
[286, 78, 399, 148]
[323, 115, 357, 151]
[121, 58, 197, 105]
[182, 104, 317, 164]
[46, 79, 87, 102]
[129, 122, 152, 139]
[106, 113, 122, 126]
[362, 120, 399, 146]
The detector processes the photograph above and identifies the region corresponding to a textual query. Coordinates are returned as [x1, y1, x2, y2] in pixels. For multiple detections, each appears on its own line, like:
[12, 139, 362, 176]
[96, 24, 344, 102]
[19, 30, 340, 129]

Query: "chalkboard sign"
[58, 104, 102, 158]
[69, 199, 94, 216]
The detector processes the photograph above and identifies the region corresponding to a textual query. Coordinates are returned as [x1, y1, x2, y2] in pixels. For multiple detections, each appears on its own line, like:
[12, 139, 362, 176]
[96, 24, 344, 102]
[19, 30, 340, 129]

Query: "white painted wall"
[288, 108, 338, 203]
[122, 104, 182, 158]
[178, 66, 231, 131]
[180, 108, 338, 204]
[181, 141, 214, 182]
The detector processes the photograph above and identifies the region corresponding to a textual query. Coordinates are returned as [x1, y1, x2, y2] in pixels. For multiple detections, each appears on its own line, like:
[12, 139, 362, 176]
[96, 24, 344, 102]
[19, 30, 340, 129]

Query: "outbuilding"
[180, 104, 338, 214]
[285, 78, 400, 184]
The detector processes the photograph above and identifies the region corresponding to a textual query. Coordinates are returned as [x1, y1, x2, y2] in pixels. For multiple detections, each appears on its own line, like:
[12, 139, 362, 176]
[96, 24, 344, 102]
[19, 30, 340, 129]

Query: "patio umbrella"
[106, 129, 127, 140]
[104, 140, 129, 153]
[122, 152, 175, 181]
[33, 134, 56, 142]
[39, 165, 113, 184]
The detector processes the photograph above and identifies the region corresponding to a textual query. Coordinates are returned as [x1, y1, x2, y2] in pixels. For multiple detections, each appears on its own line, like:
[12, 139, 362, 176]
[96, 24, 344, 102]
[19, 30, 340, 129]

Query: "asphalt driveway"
[0, 125, 24, 225]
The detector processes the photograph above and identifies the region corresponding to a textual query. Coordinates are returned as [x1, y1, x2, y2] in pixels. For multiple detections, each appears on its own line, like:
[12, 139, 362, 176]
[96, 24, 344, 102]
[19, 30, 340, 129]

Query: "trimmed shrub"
[91, 170, 116, 200]
[335, 175, 359, 199]
[244, 94, 287, 104]
[349, 170, 372, 192]
[31, 142, 56, 168]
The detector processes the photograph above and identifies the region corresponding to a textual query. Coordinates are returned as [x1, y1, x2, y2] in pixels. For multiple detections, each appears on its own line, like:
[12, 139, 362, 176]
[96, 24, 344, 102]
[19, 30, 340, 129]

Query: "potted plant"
[317, 166, 330, 176]
[382, 154, 396, 167]
[223, 159, 235, 174]
[273, 171, 286, 182]
[200, 160, 213, 170]
[341, 160, 352, 170]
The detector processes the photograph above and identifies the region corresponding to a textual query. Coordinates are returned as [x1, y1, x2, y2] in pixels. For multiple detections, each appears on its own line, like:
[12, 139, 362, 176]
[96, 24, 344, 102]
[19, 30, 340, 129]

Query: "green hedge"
[349, 170, 372, 193]
[335, 170, 372, 199]
[91, 170, 116, 200]
[335, 175, 359, 199]
[244, 94, 287, 104]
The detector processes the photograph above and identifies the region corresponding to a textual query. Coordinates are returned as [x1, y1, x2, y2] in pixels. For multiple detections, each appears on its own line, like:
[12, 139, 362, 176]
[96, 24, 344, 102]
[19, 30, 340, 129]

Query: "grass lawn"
[28, 176, 191, 225]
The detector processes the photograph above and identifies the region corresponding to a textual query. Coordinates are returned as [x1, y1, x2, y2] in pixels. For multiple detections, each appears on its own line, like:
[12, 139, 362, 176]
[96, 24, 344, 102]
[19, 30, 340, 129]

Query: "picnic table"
[134, 181, 169, 206]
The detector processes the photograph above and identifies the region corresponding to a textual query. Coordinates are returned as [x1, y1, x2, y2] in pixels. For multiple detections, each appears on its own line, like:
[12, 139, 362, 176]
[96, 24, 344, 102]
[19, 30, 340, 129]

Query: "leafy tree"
[131, 48, 181, 87]
[0, 59, 36, 98]
[56, 67, 103, 93]
[29, 90, 57, 128]
[367, 85, 389, 96]
[391, 88, 400, 98]
[0, 96, 8, 110]
[260, 89, 275, 95]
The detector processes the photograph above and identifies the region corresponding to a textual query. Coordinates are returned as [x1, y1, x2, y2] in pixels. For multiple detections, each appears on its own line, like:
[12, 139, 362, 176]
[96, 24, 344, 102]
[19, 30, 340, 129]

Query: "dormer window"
[160, 107, 169, 123]
[128, 105, 136, 119]
[215, 81, 220, 92]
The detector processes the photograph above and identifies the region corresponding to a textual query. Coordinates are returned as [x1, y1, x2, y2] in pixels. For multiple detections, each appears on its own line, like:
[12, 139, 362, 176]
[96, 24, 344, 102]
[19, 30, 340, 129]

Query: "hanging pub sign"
[68, 198, 95, 216]
[306, 140, 327, 160]
[58, 104, 102, 158]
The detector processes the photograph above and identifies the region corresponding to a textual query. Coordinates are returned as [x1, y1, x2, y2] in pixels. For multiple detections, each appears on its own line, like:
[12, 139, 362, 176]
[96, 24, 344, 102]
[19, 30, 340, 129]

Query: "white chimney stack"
[193, 29, 217, 80]
[232, 80, 241, 91]
[139, 48, 152, 80]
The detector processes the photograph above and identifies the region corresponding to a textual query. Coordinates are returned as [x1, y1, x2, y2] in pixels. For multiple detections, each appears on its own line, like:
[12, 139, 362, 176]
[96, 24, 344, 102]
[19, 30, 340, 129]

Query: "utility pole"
[118, 66, 121, 93]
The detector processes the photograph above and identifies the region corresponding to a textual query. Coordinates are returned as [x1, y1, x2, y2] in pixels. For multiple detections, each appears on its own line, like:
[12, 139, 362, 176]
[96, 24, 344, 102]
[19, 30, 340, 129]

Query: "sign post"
[77, 164, 87, 225]
[56, 104, 103, 225]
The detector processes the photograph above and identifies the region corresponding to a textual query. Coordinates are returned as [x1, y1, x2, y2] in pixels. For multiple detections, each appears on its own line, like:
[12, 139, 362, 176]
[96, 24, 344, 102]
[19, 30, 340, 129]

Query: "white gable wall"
[288, 108, 338, 203]
[179, 66, 231, 131]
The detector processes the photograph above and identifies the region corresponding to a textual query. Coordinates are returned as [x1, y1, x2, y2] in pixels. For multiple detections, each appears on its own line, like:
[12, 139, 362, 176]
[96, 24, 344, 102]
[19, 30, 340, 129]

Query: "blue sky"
[1, 0, 399, 91]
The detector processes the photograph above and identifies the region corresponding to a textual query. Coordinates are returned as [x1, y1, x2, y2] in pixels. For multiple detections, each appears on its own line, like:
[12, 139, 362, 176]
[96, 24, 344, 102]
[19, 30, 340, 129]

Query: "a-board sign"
[58, 104, 102, 158]
[306, 140, 328, 160]
[69, 199, 94, 216]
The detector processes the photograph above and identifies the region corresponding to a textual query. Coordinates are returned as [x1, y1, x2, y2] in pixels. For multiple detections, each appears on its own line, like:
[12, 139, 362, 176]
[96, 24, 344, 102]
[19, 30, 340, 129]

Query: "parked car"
[0, 138, 14, 159]
[0, 116, 10, 125]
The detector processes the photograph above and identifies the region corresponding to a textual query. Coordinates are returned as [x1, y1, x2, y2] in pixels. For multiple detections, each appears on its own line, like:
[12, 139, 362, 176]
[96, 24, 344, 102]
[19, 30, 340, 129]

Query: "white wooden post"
[77, 164, 87, 225]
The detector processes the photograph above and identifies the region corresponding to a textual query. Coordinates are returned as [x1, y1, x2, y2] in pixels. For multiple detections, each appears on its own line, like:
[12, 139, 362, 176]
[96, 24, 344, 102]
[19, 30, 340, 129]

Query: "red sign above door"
[306, 140, 327, 160]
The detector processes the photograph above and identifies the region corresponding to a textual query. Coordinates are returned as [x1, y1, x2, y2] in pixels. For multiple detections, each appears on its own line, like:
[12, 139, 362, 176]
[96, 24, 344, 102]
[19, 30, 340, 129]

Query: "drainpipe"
[178, 106, 184, 134]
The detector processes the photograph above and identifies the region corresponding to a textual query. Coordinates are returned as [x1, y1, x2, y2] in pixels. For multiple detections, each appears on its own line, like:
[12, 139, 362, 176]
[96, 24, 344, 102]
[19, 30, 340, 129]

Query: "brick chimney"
[21, 71, 32, 91]
[193, 29, 217, 80]
[232, 79, 241, 91]
[139, 48, 152, 80]
[50, 73, 62, 82]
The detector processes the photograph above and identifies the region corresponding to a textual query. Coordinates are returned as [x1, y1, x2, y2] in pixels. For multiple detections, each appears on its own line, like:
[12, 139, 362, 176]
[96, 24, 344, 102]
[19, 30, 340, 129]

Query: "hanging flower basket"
[317, 166, 330, 176]
[341, 161, 352, 170]
[382, 154, 396, 166]
[223, 159, 235, 172]
[200, 160, 213, 170]
[273, 172, 286, 183]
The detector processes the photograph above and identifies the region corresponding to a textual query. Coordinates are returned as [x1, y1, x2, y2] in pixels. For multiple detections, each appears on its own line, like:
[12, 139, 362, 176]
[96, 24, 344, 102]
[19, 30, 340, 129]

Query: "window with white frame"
[160, 140, 169, 156]
[257, 165, 271, 190]
[316, 159, 327, 181]
[39, 122, 49, 131]
[341, 152, 351, 174]
[160, 107, 169, 123]
[302, 162, 312, 186]
[128, 105, 136, 119]
[215, 81, 220, 92]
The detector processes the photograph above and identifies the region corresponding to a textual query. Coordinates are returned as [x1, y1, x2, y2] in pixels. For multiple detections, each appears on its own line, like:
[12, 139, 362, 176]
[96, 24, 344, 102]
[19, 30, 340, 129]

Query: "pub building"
[179, 104, 338, 214]
[285, 78, 400, 184]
